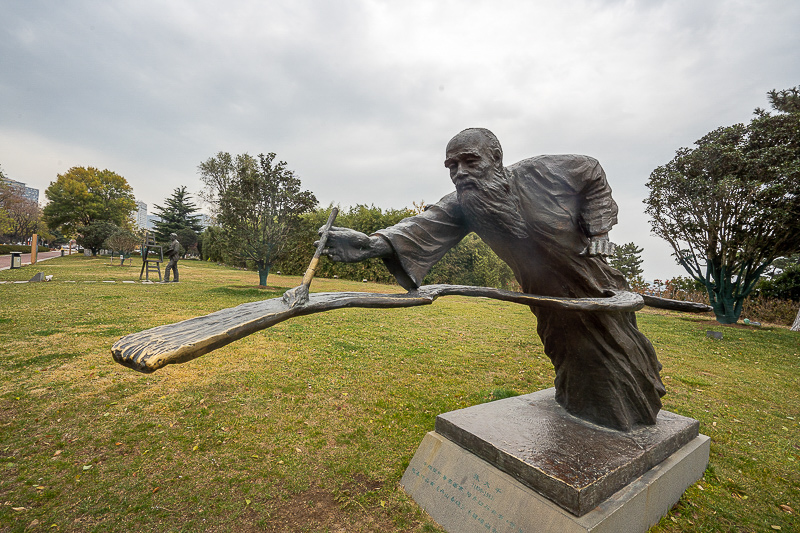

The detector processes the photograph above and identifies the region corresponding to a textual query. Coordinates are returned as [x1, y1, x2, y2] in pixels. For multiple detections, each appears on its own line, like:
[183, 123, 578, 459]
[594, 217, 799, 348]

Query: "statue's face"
[444, 133, 496, 191]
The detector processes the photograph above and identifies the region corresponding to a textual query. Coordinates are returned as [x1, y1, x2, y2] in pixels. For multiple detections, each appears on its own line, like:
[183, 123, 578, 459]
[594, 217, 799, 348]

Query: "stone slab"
[435, 388, 699, 516]
[401, 431, 710, 533]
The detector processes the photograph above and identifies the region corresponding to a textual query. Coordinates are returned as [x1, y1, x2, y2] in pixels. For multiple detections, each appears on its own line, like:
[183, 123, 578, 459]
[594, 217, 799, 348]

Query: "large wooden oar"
[111, 285, 647, 374]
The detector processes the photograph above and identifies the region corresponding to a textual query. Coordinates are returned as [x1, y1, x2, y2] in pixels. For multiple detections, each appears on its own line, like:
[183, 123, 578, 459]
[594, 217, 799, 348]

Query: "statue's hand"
[317, 227, 388, 262]
[581, 234, 616, 257]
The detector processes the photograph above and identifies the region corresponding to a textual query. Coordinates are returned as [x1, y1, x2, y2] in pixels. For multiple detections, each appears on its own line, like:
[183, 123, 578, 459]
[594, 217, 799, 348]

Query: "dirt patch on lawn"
[250, 475, 420, 533]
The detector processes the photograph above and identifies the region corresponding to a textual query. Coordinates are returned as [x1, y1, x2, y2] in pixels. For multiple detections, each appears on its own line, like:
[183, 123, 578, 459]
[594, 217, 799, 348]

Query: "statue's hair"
[453, 128, 503, 164]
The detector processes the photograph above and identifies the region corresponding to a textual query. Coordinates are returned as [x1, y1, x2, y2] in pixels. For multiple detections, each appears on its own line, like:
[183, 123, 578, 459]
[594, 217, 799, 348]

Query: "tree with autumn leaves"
[43, 167, 136, 236]
[42, 167, 137, 254]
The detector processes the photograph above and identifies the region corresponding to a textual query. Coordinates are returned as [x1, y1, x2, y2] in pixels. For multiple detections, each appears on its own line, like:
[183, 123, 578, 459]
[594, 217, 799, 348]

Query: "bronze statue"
[320, 128, 664, 431]
[163, 233, 180, 283]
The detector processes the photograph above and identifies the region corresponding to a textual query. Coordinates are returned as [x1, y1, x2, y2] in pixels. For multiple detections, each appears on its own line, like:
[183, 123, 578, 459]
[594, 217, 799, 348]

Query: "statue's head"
[444, 128, 504, 191]
[445, 128, 528, 239]
[170, 233, 178, 240]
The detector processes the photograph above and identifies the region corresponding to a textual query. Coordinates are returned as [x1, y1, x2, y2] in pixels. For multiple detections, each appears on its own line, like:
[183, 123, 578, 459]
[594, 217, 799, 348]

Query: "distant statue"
[322, 128, 665, 431]
[164, 233, 180, 283]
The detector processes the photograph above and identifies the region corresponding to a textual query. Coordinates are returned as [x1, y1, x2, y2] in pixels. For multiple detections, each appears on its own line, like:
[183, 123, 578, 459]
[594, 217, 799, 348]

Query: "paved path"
[0, 250, 66, 270]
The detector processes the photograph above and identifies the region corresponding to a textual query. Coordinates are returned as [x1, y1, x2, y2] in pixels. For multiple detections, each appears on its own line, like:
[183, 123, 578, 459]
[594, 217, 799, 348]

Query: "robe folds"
[376, 155, 666, 431]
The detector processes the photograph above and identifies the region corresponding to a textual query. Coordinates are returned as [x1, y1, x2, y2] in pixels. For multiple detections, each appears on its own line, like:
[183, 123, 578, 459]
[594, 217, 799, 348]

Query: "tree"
[151, 186, 203, 244]
[0, 180, 44, 243]
[176, 227, 198, 257]
[608, 242, 644, 283]
[199, 152, 317, 286]
[200, 225, 229, 263]
[76, 220, 120, 256]
[104, 227, 141, 264]
[645, 87, 800, 324]
[42, 167, 136, 236]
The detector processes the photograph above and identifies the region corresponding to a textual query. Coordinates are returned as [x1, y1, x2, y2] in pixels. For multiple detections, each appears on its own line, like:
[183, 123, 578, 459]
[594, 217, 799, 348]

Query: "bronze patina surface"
[435, 388, 700, 516]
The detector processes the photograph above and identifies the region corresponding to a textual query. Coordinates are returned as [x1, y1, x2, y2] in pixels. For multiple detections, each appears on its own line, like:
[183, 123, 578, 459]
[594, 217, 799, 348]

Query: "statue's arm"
[375, 196, 469, 289]
[322, 194, 469, 290]
[578, 158, 618, 257]
[578, 158, 618, 236]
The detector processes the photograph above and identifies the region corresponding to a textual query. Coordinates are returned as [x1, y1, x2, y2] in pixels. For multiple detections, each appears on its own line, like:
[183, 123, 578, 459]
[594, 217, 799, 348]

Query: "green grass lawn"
[1, 256, 798, 532]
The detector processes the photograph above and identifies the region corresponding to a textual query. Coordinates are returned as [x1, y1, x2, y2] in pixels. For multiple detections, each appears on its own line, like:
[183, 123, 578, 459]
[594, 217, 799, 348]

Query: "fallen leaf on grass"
[779, 504, 794, 514]
[771, 526, 781, 530]
[12, 507, 27, 511]
[82, 465, 92, 471]
[152, 487, 159, 493]
[245, 499, 251, 506]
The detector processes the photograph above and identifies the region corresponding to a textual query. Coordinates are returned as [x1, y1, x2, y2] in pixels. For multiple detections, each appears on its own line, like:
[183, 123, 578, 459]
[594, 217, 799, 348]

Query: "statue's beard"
[456, 168, 529, 239]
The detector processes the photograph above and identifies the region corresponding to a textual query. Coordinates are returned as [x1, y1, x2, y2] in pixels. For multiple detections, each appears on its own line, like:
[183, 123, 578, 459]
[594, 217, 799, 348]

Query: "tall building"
[1, 176, 39, 204]
[146, 214, 161, 231]
[136, 201, 148, 229]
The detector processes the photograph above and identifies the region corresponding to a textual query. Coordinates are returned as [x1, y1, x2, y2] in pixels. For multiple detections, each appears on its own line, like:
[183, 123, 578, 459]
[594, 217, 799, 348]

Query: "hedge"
[0, 245, 50, 254]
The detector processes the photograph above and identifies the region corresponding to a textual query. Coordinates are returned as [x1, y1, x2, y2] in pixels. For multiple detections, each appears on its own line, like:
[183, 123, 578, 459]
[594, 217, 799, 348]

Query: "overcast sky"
[2, 0, 798, 280]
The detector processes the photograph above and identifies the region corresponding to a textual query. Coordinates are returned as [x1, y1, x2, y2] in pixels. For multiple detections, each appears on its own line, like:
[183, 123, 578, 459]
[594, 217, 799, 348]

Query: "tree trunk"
[708, 294, 741, 324]
[792, 305, 800, 332]
[258, 265, 270, 287]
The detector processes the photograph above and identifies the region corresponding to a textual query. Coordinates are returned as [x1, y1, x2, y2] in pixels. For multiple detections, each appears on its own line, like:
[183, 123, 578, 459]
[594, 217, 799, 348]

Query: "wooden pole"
[30, 234, 38, 264]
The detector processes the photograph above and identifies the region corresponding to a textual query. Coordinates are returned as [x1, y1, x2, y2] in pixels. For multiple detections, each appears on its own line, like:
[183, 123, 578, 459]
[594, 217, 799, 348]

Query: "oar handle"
[301, 207, 338, 287]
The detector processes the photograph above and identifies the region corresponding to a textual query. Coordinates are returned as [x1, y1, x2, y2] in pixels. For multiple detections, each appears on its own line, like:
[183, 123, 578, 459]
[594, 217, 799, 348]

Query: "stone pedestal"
[401, 389, 710, 533]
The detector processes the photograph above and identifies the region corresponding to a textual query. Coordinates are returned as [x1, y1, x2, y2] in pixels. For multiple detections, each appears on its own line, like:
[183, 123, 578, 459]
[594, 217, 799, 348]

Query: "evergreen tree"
[152, 186, 203, 244]
[609, 242, 644, 282]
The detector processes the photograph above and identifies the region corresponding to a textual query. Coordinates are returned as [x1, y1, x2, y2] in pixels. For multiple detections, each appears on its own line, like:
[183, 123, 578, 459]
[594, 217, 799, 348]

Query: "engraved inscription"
[407, 461, 524, 533]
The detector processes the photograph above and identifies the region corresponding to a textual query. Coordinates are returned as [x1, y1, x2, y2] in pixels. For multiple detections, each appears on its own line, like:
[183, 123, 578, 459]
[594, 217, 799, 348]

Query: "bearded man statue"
[322, 128, 665, 431]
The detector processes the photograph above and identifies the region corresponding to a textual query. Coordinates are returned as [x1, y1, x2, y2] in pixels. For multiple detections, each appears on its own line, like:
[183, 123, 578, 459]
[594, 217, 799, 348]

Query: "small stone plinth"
[432, 388, 701, 516]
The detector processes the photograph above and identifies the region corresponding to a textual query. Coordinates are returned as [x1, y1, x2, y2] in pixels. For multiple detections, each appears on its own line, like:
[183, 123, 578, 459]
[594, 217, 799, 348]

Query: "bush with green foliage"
[275, 204, 416, 283]
[757, 265, 800, 301]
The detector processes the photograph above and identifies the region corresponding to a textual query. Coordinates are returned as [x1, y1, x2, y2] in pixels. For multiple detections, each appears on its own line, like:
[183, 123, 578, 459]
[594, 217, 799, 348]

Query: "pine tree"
[609, 242, 644, 282]
[152, 186, 203, 244]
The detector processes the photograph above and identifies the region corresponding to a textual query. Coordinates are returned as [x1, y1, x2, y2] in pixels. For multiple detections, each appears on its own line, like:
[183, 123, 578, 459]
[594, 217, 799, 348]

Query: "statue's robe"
[376, 155, 665, 431]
